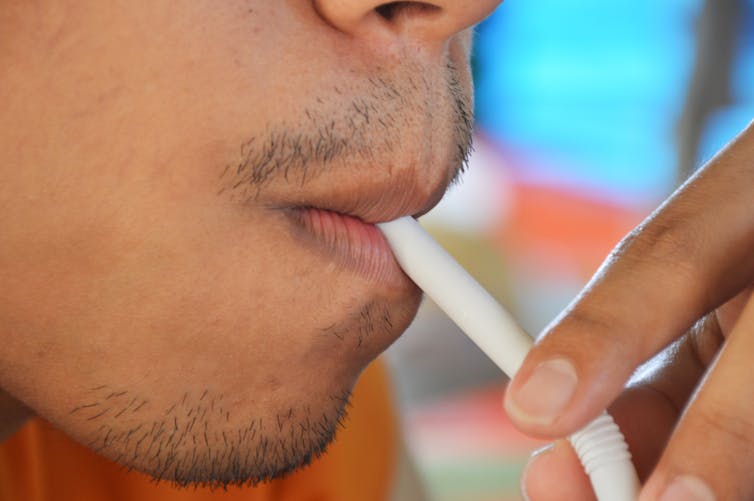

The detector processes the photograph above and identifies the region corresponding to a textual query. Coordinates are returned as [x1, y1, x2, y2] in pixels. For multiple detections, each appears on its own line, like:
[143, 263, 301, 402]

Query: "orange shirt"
[0, 362, 397, 501]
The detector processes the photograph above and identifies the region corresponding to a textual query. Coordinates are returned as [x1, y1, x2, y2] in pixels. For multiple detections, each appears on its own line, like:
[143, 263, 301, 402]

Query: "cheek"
[449, 33, 474, 95]
[0, 195, 416, 426]
[457, 29, 474, 58]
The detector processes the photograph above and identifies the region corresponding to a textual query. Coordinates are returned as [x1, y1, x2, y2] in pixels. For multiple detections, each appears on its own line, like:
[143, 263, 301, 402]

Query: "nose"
[313, 0, 502, 47]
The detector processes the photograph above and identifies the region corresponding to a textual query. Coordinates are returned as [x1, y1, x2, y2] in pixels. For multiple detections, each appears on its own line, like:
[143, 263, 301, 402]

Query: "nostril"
[316, 0, 498, 43]
[374, 2, 441, 22]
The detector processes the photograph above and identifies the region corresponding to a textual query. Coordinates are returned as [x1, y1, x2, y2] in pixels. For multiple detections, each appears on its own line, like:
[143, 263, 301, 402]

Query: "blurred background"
[383, 1, 754, 500]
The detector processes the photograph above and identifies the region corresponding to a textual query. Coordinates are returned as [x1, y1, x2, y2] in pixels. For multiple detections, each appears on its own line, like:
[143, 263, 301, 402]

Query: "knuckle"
[547, 303, 642, 369]
[547, 303, 618, 350]
[688, 315, 725, 368]
[616, 213, 704, 276]
[561, 305, 617, 337]
[692, 403, 754, 451]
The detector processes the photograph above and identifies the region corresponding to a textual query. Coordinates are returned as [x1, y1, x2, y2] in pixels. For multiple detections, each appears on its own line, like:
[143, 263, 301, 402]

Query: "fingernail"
[520, 444, 554, 501]
[659, 475, 715, 501]
[506, 358, 577, 426]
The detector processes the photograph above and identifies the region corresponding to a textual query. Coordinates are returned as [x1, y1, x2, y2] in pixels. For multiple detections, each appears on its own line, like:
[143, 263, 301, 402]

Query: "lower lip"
[286, 207, 412, 287]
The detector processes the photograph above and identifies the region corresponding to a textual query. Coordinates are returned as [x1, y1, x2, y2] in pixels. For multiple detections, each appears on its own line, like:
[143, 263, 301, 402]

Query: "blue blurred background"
[385, 1, 754, 500]
[473, 0, 754, 205]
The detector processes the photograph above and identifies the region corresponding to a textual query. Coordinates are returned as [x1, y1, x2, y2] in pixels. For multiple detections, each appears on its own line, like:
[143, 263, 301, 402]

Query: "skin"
[0, 0, 501, 488]
[506, 123, 754, 500]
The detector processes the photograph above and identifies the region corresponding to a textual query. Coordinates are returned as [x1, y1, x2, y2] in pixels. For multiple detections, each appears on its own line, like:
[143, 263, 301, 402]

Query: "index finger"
[504, 121, 754, 438]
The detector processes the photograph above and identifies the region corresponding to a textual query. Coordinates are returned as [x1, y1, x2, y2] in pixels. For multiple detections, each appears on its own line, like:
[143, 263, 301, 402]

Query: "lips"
[278, 170, 452, 286]
[285, 207, 405, 285]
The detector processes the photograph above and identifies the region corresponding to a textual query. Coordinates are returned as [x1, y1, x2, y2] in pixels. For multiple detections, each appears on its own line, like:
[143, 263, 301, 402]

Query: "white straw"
[378, 216, 640, 501]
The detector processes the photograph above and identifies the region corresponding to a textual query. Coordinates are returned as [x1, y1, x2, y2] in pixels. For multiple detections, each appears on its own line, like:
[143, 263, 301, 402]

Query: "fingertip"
[521, 443, 553, 501]
[521, 440, 595, 501]
[639, 474, 716, 501]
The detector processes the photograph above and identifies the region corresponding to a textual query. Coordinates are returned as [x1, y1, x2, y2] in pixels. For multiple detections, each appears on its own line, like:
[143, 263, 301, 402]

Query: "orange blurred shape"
[495, 183, 649, 277]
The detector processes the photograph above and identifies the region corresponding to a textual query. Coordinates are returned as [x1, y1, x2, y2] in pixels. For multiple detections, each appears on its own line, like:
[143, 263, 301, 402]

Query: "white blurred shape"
[422, 134, 513, 233]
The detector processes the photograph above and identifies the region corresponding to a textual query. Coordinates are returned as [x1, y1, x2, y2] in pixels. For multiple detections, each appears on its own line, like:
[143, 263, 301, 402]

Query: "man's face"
[0, 0, 501, 487]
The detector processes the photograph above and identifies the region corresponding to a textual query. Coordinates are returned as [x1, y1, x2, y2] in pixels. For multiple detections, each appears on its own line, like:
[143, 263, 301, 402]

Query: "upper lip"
[274, 165, 455, 224]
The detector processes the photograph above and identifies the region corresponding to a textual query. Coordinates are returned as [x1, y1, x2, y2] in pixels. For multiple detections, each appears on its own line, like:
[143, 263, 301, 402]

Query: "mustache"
[218, 58, 474, 203]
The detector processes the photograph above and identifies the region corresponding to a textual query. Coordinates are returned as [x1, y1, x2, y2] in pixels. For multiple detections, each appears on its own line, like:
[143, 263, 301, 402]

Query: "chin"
[54, 291, 421, 489]
[58, 374, 353, 489]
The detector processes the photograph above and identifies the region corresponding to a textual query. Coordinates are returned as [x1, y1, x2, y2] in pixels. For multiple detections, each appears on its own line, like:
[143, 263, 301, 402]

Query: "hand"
[503, 121, 754, 500]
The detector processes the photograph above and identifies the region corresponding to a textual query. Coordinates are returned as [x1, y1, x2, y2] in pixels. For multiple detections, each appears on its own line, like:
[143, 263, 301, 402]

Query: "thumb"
[504, 122, 754, 438]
